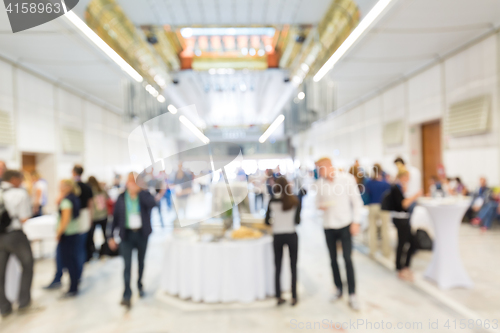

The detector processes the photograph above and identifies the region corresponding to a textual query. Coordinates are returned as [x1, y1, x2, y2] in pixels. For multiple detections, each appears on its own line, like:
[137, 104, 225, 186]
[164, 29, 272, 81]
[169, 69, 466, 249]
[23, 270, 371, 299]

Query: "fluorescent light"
[300, 63, 309, 72]
[157, 95, 165, 103]
[181, 27, 193, 38]
[179, 115, 210, 144]
[249, 48, 256, 56]
[257, 49, 265, 56]
[259, 115, 285, 143]
[313, 0, 393, 82]
[298, 92, 305, 100]
[167, 104, 177, 114]
[292, 75, 302, 86]
[63, 11, 143, 83]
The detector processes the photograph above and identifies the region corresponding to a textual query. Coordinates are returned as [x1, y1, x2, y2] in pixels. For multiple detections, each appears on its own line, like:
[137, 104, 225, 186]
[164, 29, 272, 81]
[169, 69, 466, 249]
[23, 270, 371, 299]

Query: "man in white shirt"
[0, 170, 34, 318]
[315, 157, 363, 311]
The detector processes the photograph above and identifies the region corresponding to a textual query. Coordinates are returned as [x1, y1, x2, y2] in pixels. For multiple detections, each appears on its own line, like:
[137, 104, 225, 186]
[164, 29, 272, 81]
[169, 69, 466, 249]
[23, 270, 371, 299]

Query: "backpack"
[0, 188, 12, 234]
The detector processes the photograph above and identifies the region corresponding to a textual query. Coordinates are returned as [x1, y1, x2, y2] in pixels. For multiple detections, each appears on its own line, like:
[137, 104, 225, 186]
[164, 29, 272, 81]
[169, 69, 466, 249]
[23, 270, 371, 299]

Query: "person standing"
[31, 171, 48, 217]
[55, 179, 82, 297]
[172, 163, 192, 220]
[384, 170, 421, 281]
[108, 172, 156, 308]
[365, 164, 391, 258]
[87, 176, 109, 260]
[72, 165, 93, 273]
[315, 157, 363, 311]
[0, 170, 34, 317]
[393, 157, 421, 197]
[265, 177, 300, 306]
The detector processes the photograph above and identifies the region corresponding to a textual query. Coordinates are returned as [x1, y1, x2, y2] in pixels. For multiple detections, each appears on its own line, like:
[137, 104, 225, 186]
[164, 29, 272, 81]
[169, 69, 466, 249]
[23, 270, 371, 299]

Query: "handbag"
[415, 229, 433, 250]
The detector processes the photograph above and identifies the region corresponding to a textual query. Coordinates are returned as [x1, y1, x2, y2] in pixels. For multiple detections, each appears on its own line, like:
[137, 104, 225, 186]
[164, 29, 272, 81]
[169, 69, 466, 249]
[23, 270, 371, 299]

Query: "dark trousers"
[0, 230, 33, 314]
[393, 218, 417, 271]
[59, 234, 80, 293]
[155, 200, 164, 227]
[87, 218, 108, 260]
[273, 233, 298, 300]
[77, 232, 87, 280]
[32, 206, 43, 218]
[324, 225, 355, 295]
[120, 230, 149, 300]
[53, 234, 86, 283]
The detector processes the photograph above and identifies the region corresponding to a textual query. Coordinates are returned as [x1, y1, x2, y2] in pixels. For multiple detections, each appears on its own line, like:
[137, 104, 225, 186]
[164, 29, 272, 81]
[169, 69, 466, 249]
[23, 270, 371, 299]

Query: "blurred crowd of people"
[0, 155, 498, 316]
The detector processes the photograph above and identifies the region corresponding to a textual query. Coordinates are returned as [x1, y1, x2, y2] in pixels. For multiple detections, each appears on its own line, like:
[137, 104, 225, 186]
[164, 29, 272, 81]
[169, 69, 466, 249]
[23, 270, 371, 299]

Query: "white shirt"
[32, 179, 48, 206]
[315, 173, 363, 230]
[0, 182, 32, 231]
[267, 200, 296, 234]
[406, 166, 422, 197]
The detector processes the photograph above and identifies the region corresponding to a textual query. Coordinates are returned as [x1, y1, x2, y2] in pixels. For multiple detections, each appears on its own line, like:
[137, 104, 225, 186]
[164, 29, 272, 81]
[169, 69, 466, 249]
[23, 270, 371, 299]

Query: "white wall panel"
[408, 65, 442, 124]
[444, 147, 499, 188]
[382, 84, 405, 123]
[58, 89, 84, 130]
[16, 70, 56, 153]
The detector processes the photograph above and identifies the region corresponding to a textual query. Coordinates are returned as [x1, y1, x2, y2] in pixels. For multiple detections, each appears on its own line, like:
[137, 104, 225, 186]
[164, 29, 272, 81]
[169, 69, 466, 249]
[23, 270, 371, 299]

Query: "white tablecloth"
[419, 198, 473, 289]
[161, 235, 290, 303]
[5, 215, 57, 303]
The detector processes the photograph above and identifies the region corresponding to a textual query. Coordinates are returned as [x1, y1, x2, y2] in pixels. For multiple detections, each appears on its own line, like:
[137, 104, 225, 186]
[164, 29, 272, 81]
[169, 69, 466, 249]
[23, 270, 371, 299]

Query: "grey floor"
[1, 196, 499, 333]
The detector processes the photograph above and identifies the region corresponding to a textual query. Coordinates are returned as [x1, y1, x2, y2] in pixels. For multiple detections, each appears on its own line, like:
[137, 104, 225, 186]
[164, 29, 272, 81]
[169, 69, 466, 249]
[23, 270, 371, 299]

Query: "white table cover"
[5, 215, 57, 303]
[161, 235, 290, 303]
[419, 198, 473, 289]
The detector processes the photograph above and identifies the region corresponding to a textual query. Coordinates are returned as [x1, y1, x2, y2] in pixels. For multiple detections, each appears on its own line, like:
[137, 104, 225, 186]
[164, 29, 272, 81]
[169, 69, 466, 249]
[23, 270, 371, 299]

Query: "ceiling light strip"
[259, 115, 285, 143]
[179, 115, 210, 144]
[313, 0, 394, 82]
[63, 11, 143, 83]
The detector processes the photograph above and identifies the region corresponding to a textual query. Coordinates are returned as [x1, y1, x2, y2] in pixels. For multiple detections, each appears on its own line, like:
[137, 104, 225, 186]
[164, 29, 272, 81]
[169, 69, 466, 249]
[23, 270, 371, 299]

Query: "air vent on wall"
[444, 95, 490, 137]
[61, 127, 84, 154]
[383, 120, 404, 146]
[0, 111, 14, 146]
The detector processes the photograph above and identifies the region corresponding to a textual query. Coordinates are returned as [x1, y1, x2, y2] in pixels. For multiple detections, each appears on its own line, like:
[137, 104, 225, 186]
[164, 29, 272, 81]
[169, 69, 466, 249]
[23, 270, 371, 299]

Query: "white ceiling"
[0, 2, 127, 111]
[1, 0, 499, 128]
[329, 0, 500, 110]
[117, 0, 332, 26]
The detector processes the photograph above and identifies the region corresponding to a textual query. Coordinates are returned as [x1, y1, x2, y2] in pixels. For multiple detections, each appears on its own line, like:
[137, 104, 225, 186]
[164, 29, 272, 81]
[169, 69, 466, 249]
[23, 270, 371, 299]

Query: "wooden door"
[22, 153, 36, 174]
[421, 121, 442, 194]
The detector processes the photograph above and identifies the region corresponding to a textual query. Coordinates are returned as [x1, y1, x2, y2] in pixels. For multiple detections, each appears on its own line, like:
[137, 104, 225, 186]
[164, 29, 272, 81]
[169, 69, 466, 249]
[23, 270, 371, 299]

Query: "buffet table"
[161, 234, 290, 303]
[419, 197, 473, 289]
[5, 215, 57, 303]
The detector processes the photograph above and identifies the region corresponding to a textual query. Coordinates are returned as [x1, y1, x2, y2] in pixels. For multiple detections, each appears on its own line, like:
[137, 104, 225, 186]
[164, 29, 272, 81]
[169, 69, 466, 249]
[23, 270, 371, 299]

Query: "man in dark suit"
[109, 172, 156, 308]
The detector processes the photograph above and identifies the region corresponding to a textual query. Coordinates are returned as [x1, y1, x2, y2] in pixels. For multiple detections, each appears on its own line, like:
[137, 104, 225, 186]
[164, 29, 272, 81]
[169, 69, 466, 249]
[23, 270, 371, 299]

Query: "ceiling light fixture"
[259, 115, 285, 143]
[313, 0, 394, 82]
[179, 115, 210, 144]
[298, 92, 305, 100]
[157, 95, 165, 103]
[63, 11, 143, 83]
[167, 104, 177, 114]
